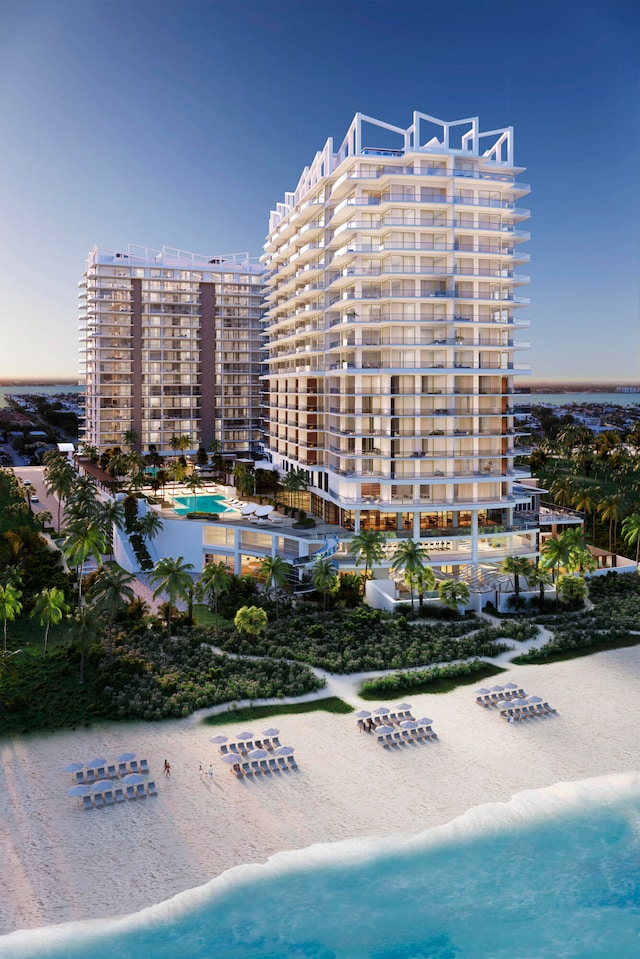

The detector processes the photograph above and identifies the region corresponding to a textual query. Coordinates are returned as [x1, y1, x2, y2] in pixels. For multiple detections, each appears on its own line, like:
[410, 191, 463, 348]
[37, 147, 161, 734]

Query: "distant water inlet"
[172, 494, 230, 515]
[3, 773, 640, 958]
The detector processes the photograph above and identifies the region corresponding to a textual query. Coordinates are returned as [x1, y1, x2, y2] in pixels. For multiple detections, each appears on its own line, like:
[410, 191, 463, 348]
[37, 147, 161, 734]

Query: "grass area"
[359, 663, 506, 699]
[512, 634, 640, 666]
[192, 604, 233, 630]
[201, 696, 353, 727]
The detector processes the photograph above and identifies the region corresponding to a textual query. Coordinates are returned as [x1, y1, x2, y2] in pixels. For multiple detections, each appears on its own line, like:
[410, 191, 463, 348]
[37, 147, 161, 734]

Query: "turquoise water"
[3, 774, 640, 958]
[173, 494, 230, 515]
[518, 392, 640, 408]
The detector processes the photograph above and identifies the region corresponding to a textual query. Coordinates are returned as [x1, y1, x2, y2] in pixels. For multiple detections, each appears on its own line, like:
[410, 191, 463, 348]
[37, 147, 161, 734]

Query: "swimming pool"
[172, 494, 230, 515]
[3, 773, 639, 958]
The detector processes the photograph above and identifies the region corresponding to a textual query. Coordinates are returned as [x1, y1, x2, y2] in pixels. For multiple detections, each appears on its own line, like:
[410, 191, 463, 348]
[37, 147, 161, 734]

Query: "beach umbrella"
[416, 718, 433, 726]
[527, 696, 543, 704]
[255, 504, 273, 517]
[375, 725, 394, 736]
[63, 762, 84, 773]
[85, 757, 107, 769]
[262, 727, 280, 736]
[475, 688, 491, 696]
[503, 683, 519, 690]
[396, 703, 412, 711]
[355, 710, 371, 719]
[91, 779, 115, 792]
[115, 752, 136, 763]
[510, 699, 528, 708]
[400, 720, 418, 729]
[236, 731, 254, 740]
[489, 685, 504, 693]
[276, 745, 295, 756]
[221, 754, 240, 765]
[497, 702, 513, 711]
[67, 784, 91, 796]
[241, 503, 257, 516]
[121, 773, 145, 786]
[373, 706, 391, 715]
[209, 735, 228, 744]
[248, 749, 268, 760]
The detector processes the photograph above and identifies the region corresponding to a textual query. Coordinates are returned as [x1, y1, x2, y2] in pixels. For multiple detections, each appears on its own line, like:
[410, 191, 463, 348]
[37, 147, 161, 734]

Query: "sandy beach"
[1, 646, 639, 936]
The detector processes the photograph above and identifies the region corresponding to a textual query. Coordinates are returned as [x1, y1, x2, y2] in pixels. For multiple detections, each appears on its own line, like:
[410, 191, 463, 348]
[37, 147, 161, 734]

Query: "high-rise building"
[79, 245, 264, 455]
[263, 111, 536, 581]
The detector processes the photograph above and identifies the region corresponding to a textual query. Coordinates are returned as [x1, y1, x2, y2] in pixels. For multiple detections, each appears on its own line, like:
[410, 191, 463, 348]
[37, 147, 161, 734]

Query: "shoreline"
[2, 646, 640, 936]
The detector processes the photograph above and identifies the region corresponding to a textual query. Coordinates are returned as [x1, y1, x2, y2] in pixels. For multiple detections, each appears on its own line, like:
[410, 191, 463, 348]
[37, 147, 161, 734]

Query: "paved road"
[10, 464, 61, 528]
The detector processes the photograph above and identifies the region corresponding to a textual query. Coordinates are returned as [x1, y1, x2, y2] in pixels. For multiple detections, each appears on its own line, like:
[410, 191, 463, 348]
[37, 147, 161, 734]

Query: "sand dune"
[1, 646, 639, 935]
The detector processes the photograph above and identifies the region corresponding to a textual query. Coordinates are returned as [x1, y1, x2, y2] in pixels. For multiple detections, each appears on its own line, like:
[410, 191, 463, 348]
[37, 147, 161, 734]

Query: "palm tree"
[138, 510, 164, 549]
[621, 513, 640, 564]
[43, 453, 74, 531]
[122, 429, 139, 451]
[311, 557, 339, 611]
[408, 565, 436, 612]
[95, 499, 126, 556]
[234, 605, 267, 638]
[184, 471, 205, 513]
[390, 539, 430, 609]
[66, 605, 101, 685]
[500, 556, 534, 601]
[283, 469, 308, 511]
[88, 564, 136, 657]
[438, 579, 470, 613]
[598, 493, 627, 552]
[527, 564, 552, 605]
[258, 555, 291, 620]
[149, 555, 195, 643]
[540, 535, 571, 582]
[197, 561, 231, 635]
[348, 529, 388, 599]
[560, 527, 590, 573]
[80, 443, 99, 464]
[65, 475, 101, 525]
[31, 587, 70, 657]
[0, 647, 21, 707]
[168, 460, 187, 498]
[572, 486, 600, 540]
[0, 583, 22, 651]
[62, 521, 107, 606]
[556, 573, 588, 606]
[549, 477, 575, 508]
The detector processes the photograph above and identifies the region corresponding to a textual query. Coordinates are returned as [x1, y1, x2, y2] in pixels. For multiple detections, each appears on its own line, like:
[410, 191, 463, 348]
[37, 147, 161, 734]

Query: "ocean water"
[518, 392, 640, 408]
[3, 774, 640, 959]
[0, 384, 81, 408]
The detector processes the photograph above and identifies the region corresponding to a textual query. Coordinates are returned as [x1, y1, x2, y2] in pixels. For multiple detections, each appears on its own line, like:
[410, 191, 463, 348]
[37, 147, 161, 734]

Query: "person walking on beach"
[198, 764, 205, 779]
[163, 759, 171, 777]
[208, 764, 214, 781]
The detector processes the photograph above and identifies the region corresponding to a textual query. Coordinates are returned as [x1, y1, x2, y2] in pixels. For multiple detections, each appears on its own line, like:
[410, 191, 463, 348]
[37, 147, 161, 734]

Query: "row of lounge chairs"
[83, 782, 157, 809]
[231, 756, 298, 777]
[75, 759, 149, 784]
[220, 737, 281, 755]
[476, 689, 526, 707]
[500, 702, 558, 722]
[364, 710, 415, 726]
[377, 724, 437, 748]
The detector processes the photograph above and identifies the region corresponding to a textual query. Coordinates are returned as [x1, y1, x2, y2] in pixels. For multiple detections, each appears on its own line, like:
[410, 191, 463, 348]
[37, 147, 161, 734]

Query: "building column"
[471, 510, 479, 563]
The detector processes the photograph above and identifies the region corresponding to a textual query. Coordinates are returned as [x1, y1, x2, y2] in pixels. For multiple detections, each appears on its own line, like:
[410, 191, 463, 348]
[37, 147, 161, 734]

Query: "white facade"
[262, 111, 537, 580]
[79, 245, 264, 455]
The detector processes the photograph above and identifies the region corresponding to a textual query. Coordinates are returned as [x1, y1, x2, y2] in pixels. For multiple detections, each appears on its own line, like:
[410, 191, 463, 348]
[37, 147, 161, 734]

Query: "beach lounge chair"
[104, 790, 115, 805]
[129, 761, 139, 774]
[240, 762, 253, 776]
[75, 770, 86, 785]
[139, 759, 149, 774]
[259, 760, 270, 774]
[268, 758, 279, 772]
[231, 765, 243, 778]
[94, 793, 105, 809]
[114, 788, 125, 803]
[82, 795, 93, 810]
[254, 740, 263, 749]
[272, 737, 281, 748]
[262, 737, 273, 750]
[126, 786, 137, 801]
[107, 765, 117, 779]
[118, 762, 128, 777]
[388, 712, 399, 723]
[287, 755, 298, 769]
[516, 688, 527, 698]
[86, 769, 96, 784]
[96, 766, 106, 779]
[401, 731, 414, 744]
[277, 757, 288, 771]
[147, 781, 158, 797]
[135, 783, 147, 799]
[542, 702, 558, 713]
[219, 744, 229, 755]
[392, 731, 403, 745]
[250, 761, 261, 775]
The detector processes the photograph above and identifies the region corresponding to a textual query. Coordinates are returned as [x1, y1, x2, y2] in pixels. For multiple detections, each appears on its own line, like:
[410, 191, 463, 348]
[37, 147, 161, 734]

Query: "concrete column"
[471, 510, 478, 562]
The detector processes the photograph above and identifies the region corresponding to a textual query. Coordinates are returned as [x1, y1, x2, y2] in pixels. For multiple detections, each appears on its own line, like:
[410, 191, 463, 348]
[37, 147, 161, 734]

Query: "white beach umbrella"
[241, 503, 257, 515]
[255, 504, 272, 517]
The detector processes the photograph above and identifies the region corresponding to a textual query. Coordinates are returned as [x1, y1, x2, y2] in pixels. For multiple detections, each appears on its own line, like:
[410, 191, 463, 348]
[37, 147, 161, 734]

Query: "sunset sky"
[0, 0, 638, 382]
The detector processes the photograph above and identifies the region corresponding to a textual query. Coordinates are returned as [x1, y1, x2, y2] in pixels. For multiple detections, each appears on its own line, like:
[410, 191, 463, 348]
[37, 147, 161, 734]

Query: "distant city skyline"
[0, 0, 638, 382]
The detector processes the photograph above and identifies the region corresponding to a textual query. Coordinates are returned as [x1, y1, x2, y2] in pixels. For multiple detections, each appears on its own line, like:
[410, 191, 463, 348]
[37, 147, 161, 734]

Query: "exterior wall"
[262, 110, 535, 584]
[79, 245, 264, 456]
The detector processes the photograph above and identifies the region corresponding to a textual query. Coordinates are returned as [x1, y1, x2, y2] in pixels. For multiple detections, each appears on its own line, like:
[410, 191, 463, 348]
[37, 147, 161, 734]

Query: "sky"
[0, 0, 638, 383]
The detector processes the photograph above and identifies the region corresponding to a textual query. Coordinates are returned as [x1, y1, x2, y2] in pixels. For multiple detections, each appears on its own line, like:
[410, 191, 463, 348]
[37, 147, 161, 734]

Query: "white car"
[31, 494, 39, 503]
